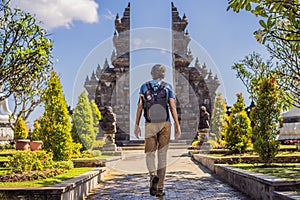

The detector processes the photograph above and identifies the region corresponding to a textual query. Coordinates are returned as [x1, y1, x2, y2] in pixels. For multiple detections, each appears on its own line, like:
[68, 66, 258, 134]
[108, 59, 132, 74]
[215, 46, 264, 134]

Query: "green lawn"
[72, 155, 112, 160]
[0, 167, 93, 187]
[232, 163, 300, 180]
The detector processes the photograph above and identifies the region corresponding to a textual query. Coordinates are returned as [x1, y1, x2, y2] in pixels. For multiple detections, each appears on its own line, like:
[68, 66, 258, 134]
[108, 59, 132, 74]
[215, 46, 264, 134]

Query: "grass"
[0, 168, 8, 176]
[0, 157, 8, 161]
[0, 149, 16, 156]
[0, 167, 93, 187]
[72, 155, 112, 160]
[231, 163, 300, 180]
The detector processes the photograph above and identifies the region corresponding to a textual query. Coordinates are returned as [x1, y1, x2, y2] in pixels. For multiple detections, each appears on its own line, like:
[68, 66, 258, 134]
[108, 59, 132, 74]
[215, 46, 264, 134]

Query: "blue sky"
[10, 0, 268, 124]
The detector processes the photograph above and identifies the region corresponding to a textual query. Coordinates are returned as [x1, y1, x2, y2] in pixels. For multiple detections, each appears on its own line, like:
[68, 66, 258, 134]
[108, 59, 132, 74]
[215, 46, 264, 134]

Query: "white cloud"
[11, 0, 99, 30]
[103, 9, 115, 20]
[132, 37, 156, 50]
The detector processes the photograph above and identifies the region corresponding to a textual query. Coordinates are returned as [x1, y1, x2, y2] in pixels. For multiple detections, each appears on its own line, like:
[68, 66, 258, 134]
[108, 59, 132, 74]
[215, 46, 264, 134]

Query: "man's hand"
[134, 125, 141, 139]
[174, 125, 181, 139]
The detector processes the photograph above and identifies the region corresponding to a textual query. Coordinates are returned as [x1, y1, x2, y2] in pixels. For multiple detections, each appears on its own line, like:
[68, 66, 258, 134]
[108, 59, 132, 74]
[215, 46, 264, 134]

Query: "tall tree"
[90, 99, 101, 136]
[0, 0, 53, 101]
[227, 0, 300, 106]
[251, 77, 282, 165]
[38, 71, 73, 161]
[73, 91, 96, 150]
[211, 93, 227, 142]
[223, 93, 252, 153]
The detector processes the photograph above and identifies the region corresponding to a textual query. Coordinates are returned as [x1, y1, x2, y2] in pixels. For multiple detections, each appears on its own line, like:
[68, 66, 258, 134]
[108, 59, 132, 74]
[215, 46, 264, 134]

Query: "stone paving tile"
[86, 150, 251, 200]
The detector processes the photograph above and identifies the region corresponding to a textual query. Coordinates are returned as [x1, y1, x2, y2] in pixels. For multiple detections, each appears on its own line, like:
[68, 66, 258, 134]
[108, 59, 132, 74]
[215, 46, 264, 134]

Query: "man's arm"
[169, 98, 181, 139]
[134, 95, 143, 139]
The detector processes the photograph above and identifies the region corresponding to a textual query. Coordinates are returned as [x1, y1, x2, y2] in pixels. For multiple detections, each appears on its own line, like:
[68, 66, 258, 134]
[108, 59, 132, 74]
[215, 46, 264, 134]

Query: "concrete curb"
[193, 153, 300, 200]
[0, 167, 107, 200]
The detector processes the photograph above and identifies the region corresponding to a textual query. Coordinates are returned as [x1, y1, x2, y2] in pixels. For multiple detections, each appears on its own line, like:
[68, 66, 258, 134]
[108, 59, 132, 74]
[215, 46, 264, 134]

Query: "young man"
[134, 64, 181, 196]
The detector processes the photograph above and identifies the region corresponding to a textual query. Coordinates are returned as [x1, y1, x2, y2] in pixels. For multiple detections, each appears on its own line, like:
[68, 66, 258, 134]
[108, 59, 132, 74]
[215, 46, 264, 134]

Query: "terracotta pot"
[30, 140, 43, 151]
[15, 139, 30, 150]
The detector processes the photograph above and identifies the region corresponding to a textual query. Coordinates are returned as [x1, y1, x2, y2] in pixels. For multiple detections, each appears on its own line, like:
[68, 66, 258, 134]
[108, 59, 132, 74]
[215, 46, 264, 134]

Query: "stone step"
[120, 142, 189, 151]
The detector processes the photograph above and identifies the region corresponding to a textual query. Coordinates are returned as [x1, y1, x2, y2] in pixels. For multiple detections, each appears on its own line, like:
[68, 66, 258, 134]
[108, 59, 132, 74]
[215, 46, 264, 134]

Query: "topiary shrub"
[14, 116, 28, 140]
[30, 120, 41, 141]
[223, 93, 252, 153]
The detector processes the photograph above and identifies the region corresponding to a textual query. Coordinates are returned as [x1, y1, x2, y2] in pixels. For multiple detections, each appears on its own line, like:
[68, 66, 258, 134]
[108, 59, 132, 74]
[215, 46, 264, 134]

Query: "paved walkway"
[86, 149, 250, 200]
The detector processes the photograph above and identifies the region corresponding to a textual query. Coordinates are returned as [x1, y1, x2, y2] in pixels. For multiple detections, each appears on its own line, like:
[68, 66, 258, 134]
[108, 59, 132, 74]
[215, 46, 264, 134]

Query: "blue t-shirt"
[139, 80, 175, 122]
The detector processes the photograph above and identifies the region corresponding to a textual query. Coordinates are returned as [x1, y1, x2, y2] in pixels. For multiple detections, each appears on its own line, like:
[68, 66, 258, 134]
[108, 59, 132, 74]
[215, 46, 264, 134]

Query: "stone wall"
[0, 168, 107, 200]
[193, 154, 300, 200]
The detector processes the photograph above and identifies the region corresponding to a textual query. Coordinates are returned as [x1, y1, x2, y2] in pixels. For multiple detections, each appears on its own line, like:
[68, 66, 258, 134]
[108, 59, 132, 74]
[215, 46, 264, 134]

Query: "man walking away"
[134, 64, 181, 197]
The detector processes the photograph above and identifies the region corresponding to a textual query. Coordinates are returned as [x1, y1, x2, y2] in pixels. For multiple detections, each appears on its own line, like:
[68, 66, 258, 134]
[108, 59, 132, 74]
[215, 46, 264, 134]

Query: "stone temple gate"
[84, 3, 220, 144]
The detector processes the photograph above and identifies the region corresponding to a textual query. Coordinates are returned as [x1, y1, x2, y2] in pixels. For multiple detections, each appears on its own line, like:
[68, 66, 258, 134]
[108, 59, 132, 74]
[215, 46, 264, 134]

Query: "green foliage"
[30, 120, 41, 141]
[81, 149, 102, 158]
[14, 116, 28, 140]
[92, 140, 106, 149]
[232, 52, 291, 110]
[52, 160, 74, 170]
[90, 99, 101, 138]
[223, 93, 252, 153]
[227, 0, 300, 107]
[73, 91, 96, 150]
[211, 93, 227, 142]
[227, 0, 299, 47]
[251, 78, 281, 165]
[5, 151, 54, 173]
[0, 1, 53, 127]
[90, 99, 102, 124]
[38, 71, 74, 161]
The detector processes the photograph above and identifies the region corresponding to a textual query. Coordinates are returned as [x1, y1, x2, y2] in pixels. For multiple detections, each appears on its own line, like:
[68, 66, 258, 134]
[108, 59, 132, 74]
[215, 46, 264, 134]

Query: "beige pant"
[144, 122, 171, 189]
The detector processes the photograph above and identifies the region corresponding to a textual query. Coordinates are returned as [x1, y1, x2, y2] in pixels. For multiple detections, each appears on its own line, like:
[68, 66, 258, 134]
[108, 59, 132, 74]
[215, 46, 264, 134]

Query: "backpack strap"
[145, 81, 153, 92]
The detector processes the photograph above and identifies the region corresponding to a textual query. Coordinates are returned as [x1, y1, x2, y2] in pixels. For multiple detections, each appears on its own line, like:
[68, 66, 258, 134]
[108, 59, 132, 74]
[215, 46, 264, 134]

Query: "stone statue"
[192, 105, 210, 146]
[0, 92, 14, 144]
[99, 106, 117, 144]
[198, 105, 210, 131]
[0, 93, 12, 123]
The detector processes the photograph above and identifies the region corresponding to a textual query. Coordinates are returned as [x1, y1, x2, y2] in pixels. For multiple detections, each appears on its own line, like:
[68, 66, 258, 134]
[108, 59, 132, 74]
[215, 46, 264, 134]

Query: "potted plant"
[14, 116, 30, 150]
[30, 120, 43, 151]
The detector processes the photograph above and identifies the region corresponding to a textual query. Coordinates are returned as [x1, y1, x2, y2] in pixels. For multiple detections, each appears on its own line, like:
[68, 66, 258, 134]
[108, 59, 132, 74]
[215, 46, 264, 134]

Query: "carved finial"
[91, 71, 97, 81]
[195, 57, 200, 67]
[183, 13, 188, 22]
[104, 58, 109, 68]
[208, 70, 213, 79]
[127, 2, 130, 7]
[85, 75, 90, 83]
[116, 13, 119, 19]
[171, 2, 174, 7]
[214, 74, 220, 83]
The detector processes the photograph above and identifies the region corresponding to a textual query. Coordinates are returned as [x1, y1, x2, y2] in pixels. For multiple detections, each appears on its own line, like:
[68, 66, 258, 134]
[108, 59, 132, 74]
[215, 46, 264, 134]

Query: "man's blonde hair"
[151, 64, 166, 80]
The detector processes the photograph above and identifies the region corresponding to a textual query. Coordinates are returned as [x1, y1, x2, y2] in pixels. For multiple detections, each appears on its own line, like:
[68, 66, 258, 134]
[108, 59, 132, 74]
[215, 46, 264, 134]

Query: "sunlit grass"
[72, 155, 112, 160]
[0, 167, 93, 187]
[231, 163, 300, 180]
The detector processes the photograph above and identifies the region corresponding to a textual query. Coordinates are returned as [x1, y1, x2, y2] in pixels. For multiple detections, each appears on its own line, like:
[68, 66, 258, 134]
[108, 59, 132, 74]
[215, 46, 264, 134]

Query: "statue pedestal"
[101, 133, 122, 156]
[0, 124, 14, 145]
[197, 129, 211, 153]
[101, 143, 122, 156]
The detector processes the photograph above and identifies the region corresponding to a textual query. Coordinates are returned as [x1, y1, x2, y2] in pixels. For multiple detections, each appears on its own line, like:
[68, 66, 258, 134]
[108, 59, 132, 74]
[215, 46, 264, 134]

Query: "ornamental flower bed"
[1, 150, 73, 182]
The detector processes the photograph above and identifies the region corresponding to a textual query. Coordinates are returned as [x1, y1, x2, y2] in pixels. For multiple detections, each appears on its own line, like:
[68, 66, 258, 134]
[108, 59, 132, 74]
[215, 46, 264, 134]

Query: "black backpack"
[142, 81, 169, 123]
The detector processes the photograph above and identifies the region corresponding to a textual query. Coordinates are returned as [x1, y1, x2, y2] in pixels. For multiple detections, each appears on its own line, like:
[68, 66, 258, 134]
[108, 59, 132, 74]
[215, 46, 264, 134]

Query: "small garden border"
[0, 167, 108, 200]
[193, 153, 300, 200]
